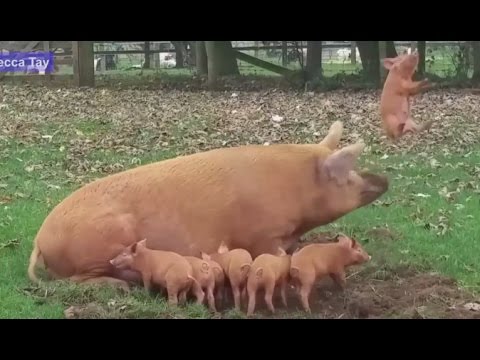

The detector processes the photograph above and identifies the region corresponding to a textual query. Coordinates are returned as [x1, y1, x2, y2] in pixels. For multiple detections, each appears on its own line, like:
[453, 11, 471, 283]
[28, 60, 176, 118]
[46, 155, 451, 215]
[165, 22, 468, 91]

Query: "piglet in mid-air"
[184, 256, 217, 312]
[202, 242, 252, 311]
[246, 247, 291, 317]
[289, 235, 371, 313]
[380, 50, 434, 141]
[109, 239, 201, 306]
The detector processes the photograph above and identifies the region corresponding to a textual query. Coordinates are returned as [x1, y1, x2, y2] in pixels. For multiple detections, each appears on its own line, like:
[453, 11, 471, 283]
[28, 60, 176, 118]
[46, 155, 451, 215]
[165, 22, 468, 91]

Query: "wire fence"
[0, 41, 476, 82]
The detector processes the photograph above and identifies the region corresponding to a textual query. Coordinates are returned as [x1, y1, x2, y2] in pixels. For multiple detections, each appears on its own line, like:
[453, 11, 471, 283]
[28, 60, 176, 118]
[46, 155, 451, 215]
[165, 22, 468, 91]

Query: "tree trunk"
[215, 41, 240, 75]
[171, 41, 186, 68]
[386, 41, 398, 58]
[195, 41, 208, 75]
[205, 41, 219, 88]
[187, 41, 196, 66]
[356, 41, 379, 82]
[306, 41, 322, 81]
[417, 41, 426, 76]
[472, 41, 480, 82]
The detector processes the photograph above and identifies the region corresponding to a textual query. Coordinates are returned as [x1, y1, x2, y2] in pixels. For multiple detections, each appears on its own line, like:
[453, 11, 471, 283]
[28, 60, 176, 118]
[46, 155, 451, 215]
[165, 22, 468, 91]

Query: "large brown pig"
[28, 120, 388, 291]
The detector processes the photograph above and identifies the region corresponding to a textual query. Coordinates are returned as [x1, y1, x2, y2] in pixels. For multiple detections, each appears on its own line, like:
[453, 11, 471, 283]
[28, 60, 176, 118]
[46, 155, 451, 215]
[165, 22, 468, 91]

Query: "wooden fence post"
[73, 41, 94, 87]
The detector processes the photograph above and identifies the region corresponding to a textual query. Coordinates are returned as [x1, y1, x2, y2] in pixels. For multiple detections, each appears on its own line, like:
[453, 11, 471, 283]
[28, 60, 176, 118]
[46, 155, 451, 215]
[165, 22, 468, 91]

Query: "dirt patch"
[244, 264, 480, 319]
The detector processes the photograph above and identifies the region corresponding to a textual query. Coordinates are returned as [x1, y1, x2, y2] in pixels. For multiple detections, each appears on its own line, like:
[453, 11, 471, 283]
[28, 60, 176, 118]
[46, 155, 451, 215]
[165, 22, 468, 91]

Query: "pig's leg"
[167, 290, 179, 306]
[280, 280, 288, 308]
[141, 272, 152, 292]
[241, 286, 248, 304]
[384, 114, 405, 141]
[214, 283, 224, 308]
[230, 281, 242, 311]
[191, 280, 205, 305]
[264, 280, 276, 314]
[297, 270, 316, 313]
[246, 281, 258, 317]
[165, 280, 180, 306]
[330, 271, 347, 290]
[179, 290, 187, 305]
[403, 117, 434, 135]
[70, 275, 130, 292]
[206, 283, 217, 313]
[299, 282, 313, 314]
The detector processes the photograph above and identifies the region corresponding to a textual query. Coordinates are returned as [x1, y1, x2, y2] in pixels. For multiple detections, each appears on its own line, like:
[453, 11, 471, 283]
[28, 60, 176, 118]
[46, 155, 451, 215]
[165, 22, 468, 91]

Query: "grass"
[1, 79, 480, 318]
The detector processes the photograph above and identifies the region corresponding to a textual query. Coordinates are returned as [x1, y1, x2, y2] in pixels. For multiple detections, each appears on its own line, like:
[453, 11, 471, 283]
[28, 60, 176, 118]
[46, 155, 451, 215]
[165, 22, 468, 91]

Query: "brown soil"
[63, 233, 480, 319]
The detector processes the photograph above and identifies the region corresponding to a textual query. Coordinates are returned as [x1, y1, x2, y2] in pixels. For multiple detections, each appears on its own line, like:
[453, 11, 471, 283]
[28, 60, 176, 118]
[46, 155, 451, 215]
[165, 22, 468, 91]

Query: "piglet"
[202, 242, 252, 311]
[184, 256, 217, 312]
[200, 254, 226, 309]
[246, 247, 291, 317]
[109, 239, 202, 306]
[289, 234, 371, 313]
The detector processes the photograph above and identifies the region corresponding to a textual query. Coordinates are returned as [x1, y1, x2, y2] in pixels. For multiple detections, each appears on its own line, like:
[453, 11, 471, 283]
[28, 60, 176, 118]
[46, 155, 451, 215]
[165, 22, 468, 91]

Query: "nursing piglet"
[201, 254, 226, 309]
[246, 247, 291, 316]
[109, 239, 202, 306]
[184, 256, 217, 312]
[202, 242, 252, 310]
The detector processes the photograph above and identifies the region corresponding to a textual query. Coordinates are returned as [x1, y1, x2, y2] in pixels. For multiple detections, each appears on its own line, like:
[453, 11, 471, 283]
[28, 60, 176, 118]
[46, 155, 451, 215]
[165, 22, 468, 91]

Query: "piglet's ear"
[350, 238, 357, 248]
[201, 252, 211, 261]
[320, 141, 365, 185]
[338, 234, 356, 249]
[131, 242, 138, 254]
[383, 58, 396, 70]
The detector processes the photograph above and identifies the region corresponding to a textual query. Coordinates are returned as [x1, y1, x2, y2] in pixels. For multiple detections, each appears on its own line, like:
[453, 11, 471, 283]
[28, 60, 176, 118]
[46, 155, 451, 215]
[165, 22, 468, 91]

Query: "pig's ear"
[217, 241, 229, 254]
[337, 234, 350, 247]
[320, 141, 365, 185]
[201, 252, 211, 261]
[319, 121, 343, 150]
[276, 247, 287, 256]
[350, 238, 357, 248]
[383, 58, 396, 70]
[130, 242, 138, 254]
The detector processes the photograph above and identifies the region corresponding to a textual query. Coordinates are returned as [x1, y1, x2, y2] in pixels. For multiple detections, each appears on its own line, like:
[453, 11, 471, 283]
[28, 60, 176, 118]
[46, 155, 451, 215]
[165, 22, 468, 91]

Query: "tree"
[356, 41, 398, 83]
[195, 41, 207, 75]
[306, 41, 322, 81]
[204, 41, 240, 87]
[171, 41, 187, 68]
[472, 41, 480, 83]
[205, 41, 219, 88]
[357, 41, 380, 82]
[417, 41, 426, 76]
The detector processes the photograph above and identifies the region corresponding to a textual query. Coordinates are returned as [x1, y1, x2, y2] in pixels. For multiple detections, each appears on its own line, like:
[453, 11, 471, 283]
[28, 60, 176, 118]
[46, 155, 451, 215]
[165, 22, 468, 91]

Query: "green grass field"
[1, 76, 480, 318]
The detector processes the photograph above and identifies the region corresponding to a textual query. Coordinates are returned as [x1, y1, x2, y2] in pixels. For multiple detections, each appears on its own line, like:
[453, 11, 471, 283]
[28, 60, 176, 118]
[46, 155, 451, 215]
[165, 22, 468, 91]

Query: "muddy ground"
[61, 234, 480, 319]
